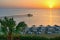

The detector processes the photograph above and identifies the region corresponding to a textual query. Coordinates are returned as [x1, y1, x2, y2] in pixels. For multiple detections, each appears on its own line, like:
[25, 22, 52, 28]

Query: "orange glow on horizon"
[0, 0, 60, 8]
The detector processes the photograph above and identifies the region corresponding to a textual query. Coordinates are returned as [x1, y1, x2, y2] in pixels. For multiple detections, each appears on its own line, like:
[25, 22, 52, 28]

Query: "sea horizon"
[0, 8, 60, 26]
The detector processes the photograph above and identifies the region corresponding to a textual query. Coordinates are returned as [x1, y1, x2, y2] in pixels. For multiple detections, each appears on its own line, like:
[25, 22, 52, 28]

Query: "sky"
[0, 0, 60, 8]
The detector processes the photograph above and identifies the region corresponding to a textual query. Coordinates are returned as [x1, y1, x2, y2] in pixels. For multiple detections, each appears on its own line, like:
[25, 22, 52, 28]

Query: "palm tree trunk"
[7, 28, 12, 40]
[7, 32, 12, 40]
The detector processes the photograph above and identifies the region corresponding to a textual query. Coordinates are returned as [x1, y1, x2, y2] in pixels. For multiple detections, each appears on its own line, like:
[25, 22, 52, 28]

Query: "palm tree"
[0, 17, 27, 40]
[16, 21, 27, 31]
[0, 17, 16, 40]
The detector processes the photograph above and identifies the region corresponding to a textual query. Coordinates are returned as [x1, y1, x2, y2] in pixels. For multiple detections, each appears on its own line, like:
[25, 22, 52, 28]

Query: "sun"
[48, 1, 54, 8]
[46, 0, 56, 8]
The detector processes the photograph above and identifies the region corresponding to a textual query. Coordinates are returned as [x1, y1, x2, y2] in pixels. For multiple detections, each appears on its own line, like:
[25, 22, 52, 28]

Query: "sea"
[0, 8, 60, 27]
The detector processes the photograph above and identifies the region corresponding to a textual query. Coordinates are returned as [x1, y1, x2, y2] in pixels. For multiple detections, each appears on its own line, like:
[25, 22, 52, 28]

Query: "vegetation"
[0, 17, 27, 40]
[0, 35, 60, 40]
[0, 17, 60, 40]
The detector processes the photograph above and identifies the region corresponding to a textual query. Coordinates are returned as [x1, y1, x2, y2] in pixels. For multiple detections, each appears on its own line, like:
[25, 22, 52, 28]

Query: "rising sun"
[47, 0, 56, 8]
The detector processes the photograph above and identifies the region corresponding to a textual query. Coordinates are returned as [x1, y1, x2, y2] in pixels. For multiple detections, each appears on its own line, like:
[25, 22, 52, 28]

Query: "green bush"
[13, 36, 49, 40]
[13, 36, 60, 40]
[0, 35, 60, 40]
[0, 36, 7, 40]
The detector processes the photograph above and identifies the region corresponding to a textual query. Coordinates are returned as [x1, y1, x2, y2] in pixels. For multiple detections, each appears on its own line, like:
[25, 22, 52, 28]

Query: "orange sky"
[0, 0, 60, 8]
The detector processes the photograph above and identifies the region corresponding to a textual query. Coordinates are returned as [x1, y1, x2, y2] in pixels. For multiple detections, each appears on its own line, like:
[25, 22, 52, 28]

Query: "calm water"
[0, 8, 60, 26]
